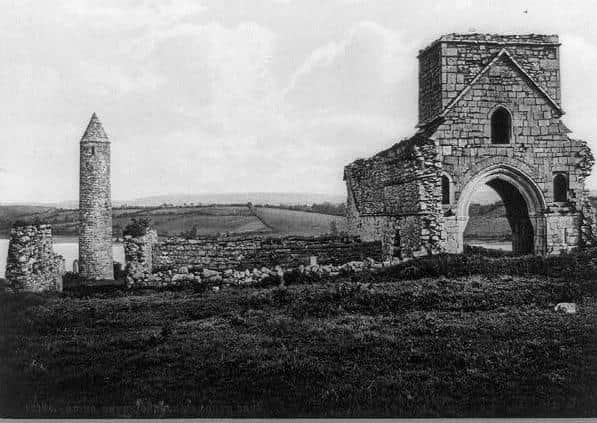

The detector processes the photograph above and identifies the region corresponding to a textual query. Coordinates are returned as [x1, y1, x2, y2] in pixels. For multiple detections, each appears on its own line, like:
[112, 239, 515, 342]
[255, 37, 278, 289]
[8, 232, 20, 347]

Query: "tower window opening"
[91, 146, 95, 156]
[441, 175, 450, 205]
[553, 173, 568, 203]
[491, 107, 511, 144]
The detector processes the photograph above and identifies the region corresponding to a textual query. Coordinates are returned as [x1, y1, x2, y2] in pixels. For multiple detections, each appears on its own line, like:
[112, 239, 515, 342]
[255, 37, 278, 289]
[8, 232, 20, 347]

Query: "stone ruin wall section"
[434, 54, 584, 206]
[346, 33, 596, 258]
[417, 34, 561, 126]
[124, 233, 382, 282]
[432, 39, 594, 253]
[5, 225, 65, 292]
[344, 136, 443, 259]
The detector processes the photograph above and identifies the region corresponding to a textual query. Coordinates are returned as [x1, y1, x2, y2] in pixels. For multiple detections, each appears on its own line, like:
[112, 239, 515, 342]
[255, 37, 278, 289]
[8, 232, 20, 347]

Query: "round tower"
[79, 113, 114, 280]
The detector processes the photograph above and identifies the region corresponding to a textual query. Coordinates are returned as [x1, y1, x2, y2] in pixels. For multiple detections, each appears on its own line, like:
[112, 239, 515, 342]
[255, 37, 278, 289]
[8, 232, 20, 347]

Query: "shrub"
[62, 272, 82, 289]
[12, 217, 45, 228]
[329, 220, 338, 236]
[251, 274, 282, 288]
[182, 225, 199, 239]
[123, 217, 152, 237]
[0, 278, 9, 293]
[376, 248, 597, 282]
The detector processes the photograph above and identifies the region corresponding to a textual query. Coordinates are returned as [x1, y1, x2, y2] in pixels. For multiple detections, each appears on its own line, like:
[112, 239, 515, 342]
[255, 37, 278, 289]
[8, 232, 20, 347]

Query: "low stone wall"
[124, 232, 382, 287]
[153, 234, 381, 272]
[129, 258, 386, 289]
[5, 225, 66, 292]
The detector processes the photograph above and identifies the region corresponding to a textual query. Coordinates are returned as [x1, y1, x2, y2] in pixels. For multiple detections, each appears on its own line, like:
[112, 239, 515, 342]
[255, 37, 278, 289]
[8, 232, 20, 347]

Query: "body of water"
[465, 239, 512, 251]
[0, 238, 125, 278]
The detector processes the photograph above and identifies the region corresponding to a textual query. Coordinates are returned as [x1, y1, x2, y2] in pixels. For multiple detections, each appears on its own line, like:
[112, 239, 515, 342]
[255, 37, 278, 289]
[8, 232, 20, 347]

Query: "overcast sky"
[1, 0, 596, 203]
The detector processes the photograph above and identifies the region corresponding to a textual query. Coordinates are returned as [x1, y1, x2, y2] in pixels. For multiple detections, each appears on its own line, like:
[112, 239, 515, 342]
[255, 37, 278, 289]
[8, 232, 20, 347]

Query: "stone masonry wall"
[5, 225, 66, 292]
[124, 233, 382, 286]
[345, 33, 595, 257]
[432, 37, 594, 252]
[344, 134, 444, 259]
[418, 42, 443, 125]
[153, 234, 382, 272]
[123, 230, 158, 281]
[417, 33, 561, 126]
[580, 190, 597, 247]
[435, 53, 587, 207]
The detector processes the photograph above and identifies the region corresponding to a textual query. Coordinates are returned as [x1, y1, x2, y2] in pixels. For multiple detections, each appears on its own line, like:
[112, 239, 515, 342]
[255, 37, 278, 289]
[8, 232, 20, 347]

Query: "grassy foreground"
[0, 274, 596, 417]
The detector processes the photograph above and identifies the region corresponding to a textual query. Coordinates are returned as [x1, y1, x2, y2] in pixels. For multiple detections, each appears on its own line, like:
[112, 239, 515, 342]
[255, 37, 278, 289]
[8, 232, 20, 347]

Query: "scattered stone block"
[554, 302, 577, 314]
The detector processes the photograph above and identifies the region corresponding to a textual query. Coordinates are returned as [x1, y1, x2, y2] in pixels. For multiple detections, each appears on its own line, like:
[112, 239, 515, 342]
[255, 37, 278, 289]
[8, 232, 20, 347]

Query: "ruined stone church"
[344, 34, 596, 258]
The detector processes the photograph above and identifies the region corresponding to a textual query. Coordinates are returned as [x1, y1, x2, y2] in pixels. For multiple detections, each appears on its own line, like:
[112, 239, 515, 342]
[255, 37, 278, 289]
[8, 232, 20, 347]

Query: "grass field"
[2, 199, 595, 239]
[1, 273, 595, 418]
[0, 205, 342, 237]
[253, 207, 347, 236]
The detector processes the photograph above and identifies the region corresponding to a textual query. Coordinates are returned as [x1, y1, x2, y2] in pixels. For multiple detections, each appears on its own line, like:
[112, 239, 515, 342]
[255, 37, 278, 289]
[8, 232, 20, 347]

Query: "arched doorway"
[448, 165, 546, 255]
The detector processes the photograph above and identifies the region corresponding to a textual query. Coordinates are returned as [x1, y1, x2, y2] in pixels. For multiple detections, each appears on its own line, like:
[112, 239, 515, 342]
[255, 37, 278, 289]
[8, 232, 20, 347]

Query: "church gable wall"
[435, 55, 588, 207]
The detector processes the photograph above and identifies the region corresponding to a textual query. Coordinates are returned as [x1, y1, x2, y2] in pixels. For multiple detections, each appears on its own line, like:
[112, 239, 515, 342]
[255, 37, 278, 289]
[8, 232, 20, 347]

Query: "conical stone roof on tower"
[81, 113, 109, 143]
[79, 113, 114, 281]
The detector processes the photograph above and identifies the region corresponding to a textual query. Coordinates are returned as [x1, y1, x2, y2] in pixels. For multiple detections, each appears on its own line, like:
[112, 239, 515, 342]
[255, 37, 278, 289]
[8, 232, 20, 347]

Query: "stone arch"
[449, 164, 547, 255]
[459, 156, 540, 192]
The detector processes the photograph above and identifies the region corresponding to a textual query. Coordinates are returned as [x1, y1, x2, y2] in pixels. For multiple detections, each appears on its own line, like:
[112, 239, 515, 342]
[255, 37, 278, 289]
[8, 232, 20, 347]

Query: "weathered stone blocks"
[124, 232, 383, 286]
[79, 113, 114, 281]
[345, 33, 596, 258]
[5, 225, 65, 292]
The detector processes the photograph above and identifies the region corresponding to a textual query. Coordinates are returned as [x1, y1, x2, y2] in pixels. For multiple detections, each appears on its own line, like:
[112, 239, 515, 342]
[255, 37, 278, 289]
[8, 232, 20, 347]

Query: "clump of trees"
[182, 225, 200, 239]
[123, 217, 152, 237]
[11, 217, 45, 228]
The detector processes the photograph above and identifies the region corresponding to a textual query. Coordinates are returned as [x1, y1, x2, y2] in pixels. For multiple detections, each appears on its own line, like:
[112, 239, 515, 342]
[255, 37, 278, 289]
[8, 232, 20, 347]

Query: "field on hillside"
[112, 206, 269, 237]
[253, 207, 347, 236]
[1, 197, 595, 239]
[0, 273, 595, 418]
[0, 205, 348, 238]
[464, 202, 510, 240]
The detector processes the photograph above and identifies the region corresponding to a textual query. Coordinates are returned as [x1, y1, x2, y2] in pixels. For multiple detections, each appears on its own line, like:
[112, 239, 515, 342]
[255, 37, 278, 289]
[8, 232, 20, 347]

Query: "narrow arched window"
[491, 107, 511, 144]
[393, 231, 402, 259]
[441, 175, 450, 205]
[553, 173, 568, 202]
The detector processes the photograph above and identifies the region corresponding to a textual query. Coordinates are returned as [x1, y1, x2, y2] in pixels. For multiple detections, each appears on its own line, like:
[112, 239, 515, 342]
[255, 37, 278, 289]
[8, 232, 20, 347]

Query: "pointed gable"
[428, 49, 572, 144]
[417, 34, 562, 128]
[436, 49, 563, 123]
[81, 113, 109, 143]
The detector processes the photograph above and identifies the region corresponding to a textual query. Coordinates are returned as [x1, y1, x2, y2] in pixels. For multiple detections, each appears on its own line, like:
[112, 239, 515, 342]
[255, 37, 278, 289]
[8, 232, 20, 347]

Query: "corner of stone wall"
[417, 134, 444, 255]
[124, 229, 158, 286]
[579, 190, 597, 247]
[5, 224, 66, 293]
[573, 139, 596, 248]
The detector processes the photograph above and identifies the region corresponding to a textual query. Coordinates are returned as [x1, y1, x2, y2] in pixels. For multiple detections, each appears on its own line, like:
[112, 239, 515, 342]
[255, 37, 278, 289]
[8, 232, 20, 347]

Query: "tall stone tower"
[79, 113, 114, 280]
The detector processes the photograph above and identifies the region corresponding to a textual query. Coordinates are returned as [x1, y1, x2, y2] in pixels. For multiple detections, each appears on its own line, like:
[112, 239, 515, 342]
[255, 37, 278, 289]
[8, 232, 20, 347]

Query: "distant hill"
[119, 192, 346, 207]
[0, 192, 346, 209]
[1, 195, 595, 240]
[253, 207, 346, 236]
[464, 195, 597, 240]
[464, 202, 510, 241]
[0, 203, 347, 238]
